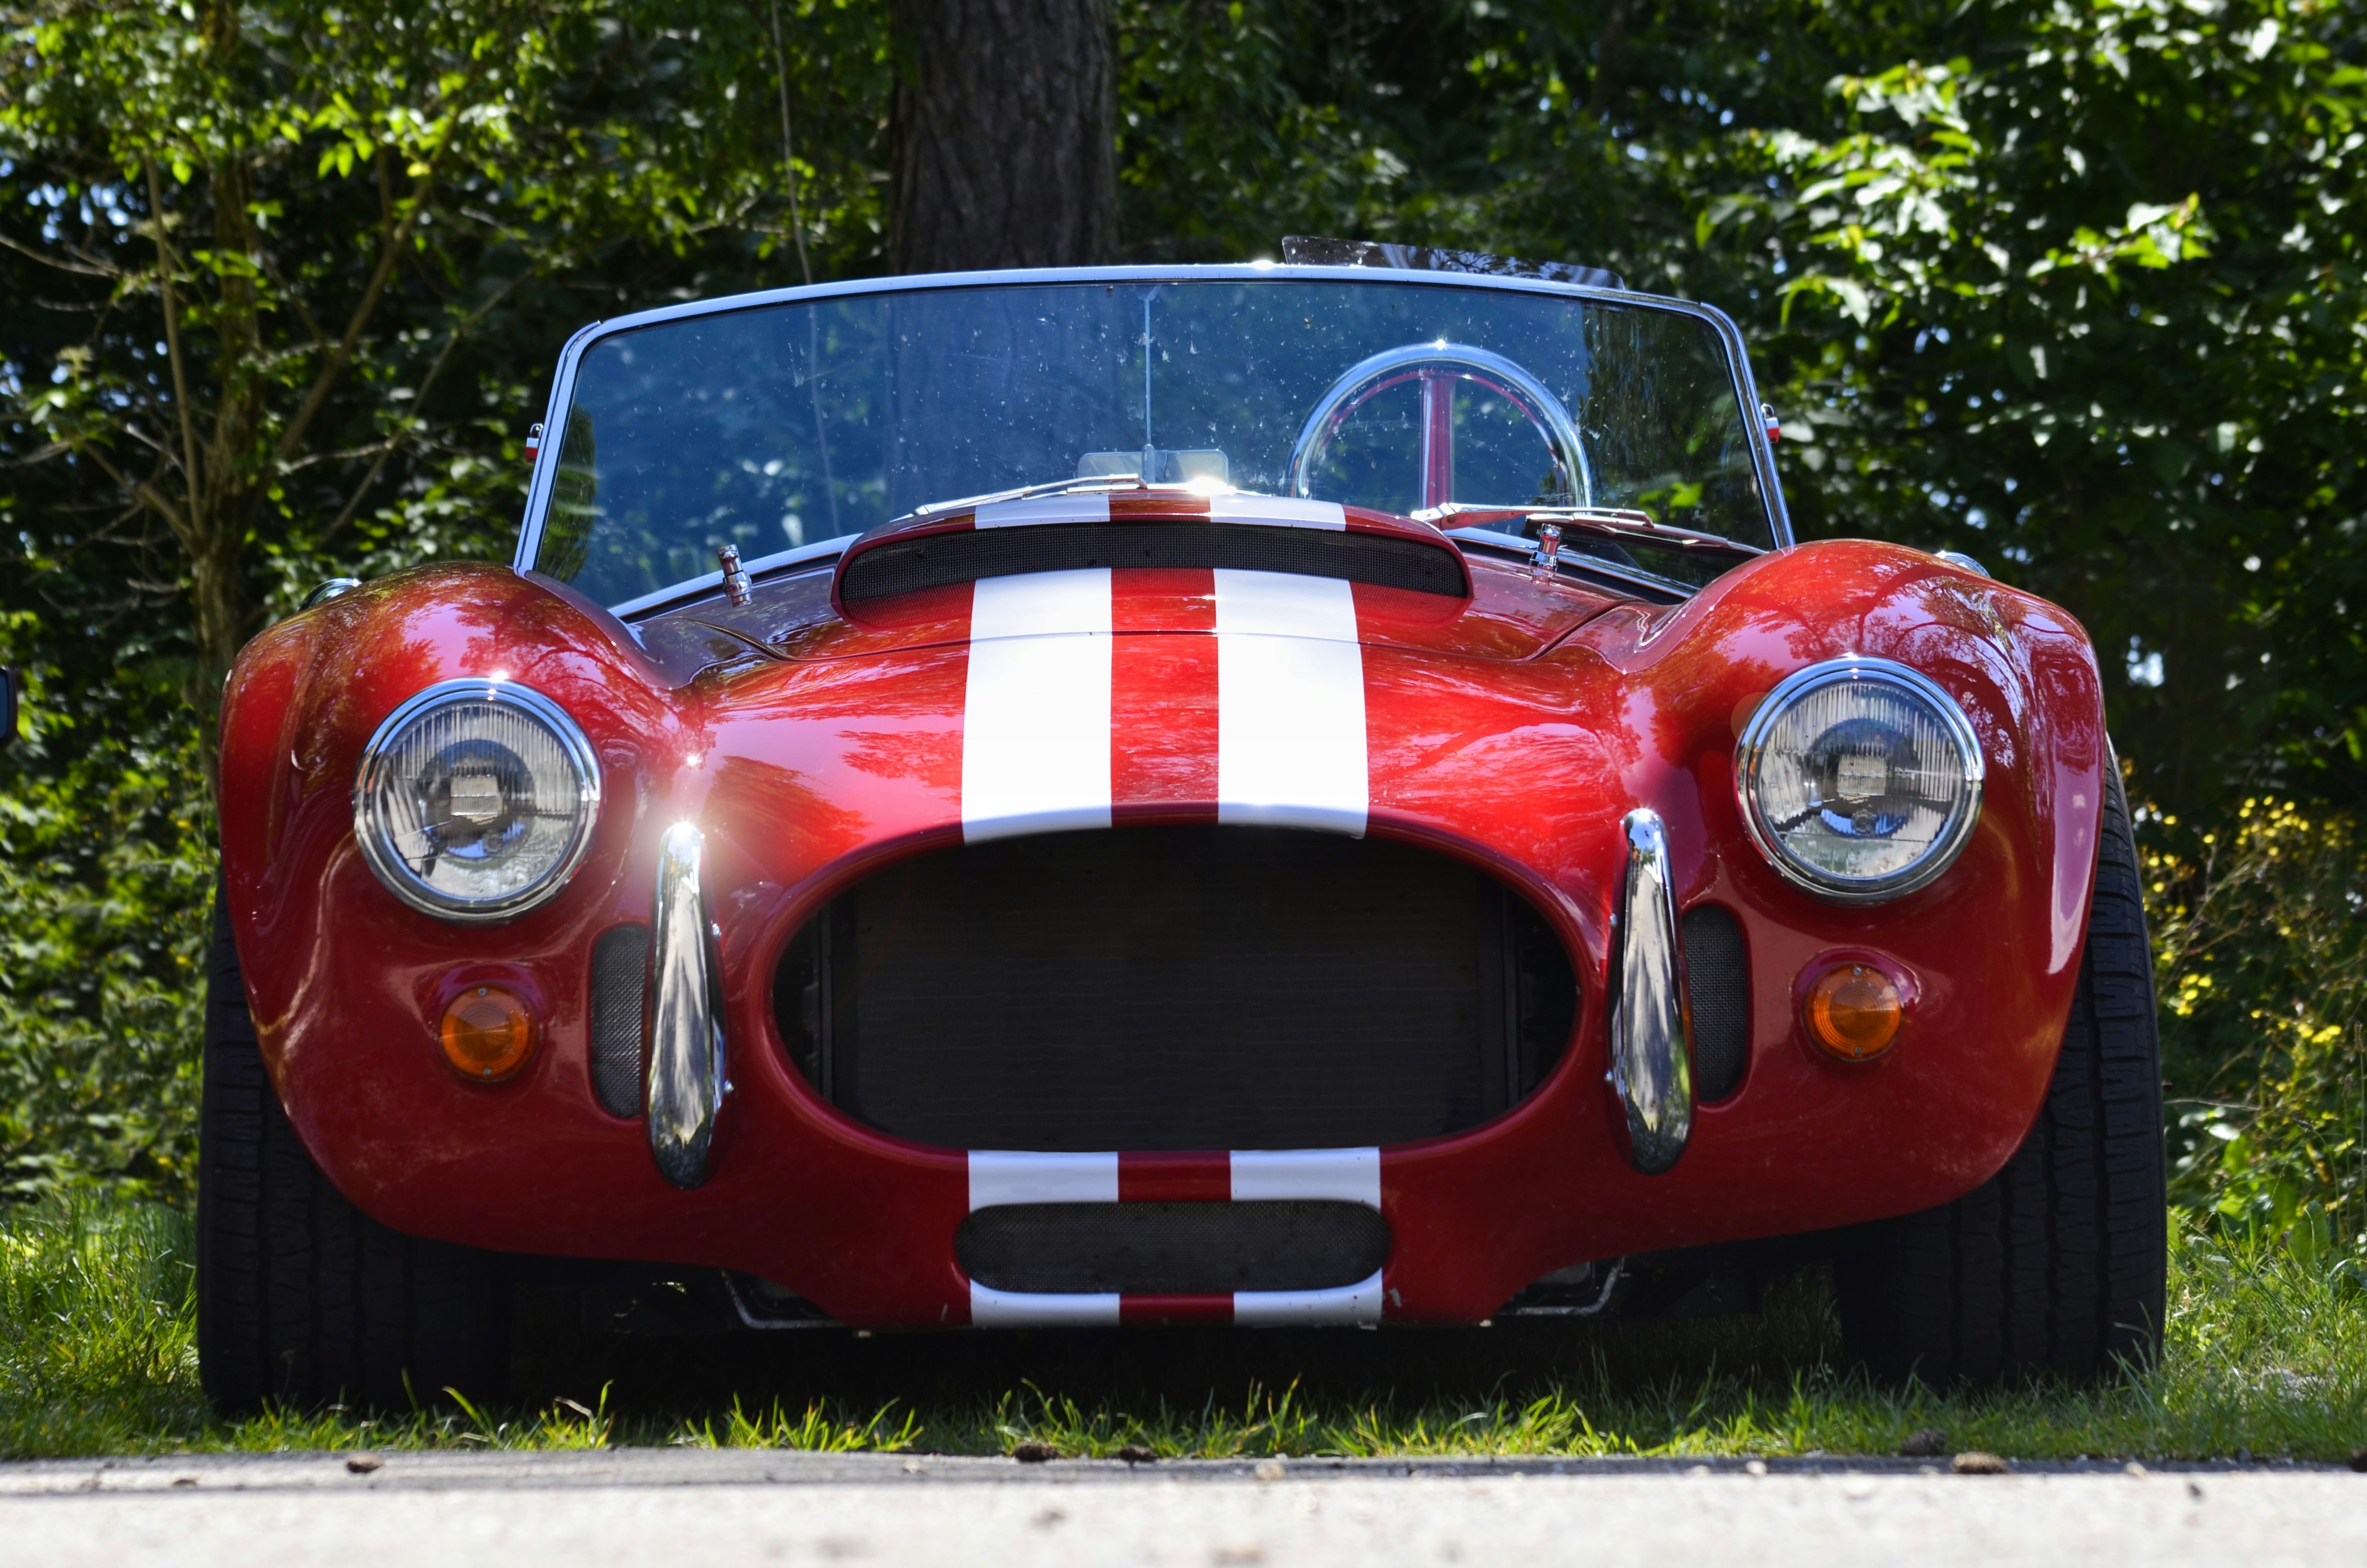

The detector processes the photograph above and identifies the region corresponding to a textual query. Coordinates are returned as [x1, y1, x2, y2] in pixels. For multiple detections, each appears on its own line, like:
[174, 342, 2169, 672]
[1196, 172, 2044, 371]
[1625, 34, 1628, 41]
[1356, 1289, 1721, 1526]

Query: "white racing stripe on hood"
[1206, 496, 1347, 529]
[961, 569, 1113, 842]
[973, 495, 1113, 528]
[1213, 570, 1369, 835]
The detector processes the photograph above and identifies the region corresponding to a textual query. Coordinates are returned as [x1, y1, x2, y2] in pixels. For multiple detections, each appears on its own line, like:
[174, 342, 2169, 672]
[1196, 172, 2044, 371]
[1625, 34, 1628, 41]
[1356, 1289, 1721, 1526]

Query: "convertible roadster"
[201, 246, 2164, 1410]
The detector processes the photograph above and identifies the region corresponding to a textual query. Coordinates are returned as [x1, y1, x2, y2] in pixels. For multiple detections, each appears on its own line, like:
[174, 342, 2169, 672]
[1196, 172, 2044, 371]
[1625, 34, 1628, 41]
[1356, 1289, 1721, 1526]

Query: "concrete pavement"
[3, 1449, 2357, 1566]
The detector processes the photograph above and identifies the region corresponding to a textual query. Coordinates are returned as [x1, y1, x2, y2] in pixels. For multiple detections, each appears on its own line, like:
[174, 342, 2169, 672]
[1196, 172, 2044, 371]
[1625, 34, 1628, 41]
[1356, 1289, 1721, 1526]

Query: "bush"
[0, 637, 210, 1203]
[2146, 795, 2367, 1261]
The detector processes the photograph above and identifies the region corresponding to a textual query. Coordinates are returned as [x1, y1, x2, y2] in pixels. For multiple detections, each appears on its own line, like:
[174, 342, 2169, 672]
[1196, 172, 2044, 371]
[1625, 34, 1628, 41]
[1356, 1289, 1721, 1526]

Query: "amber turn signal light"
[440, 985, 536, 1081]
[1804, 963, 1903, 1062]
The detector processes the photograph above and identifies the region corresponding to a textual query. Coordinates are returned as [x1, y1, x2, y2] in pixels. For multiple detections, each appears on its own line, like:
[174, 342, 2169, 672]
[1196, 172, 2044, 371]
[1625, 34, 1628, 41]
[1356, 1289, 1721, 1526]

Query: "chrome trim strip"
[511, 266, 1793, 590]
[1499, 1257, 1628, 1318]
[1610, 808, 1693, 1175]
[721, 1272, 843, 1331]
[1732, 656, 1987, 905]
[349, 679, 602, 924]
[647, 821, 728, 1189]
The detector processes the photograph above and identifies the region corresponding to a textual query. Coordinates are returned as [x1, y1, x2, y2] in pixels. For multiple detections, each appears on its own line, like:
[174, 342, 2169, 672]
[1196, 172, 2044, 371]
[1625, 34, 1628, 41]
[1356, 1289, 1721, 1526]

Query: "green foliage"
[2148, 797, 2367, 1255]
[1717, 6, 2367, 816]
[0, 620, 211, 1201]
[5, 1192, 2363, 1460]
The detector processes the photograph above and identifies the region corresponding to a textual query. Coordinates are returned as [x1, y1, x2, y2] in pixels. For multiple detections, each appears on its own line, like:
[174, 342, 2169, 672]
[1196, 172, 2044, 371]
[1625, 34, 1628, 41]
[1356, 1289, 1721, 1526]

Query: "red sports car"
[201, 250, 2164, 1409]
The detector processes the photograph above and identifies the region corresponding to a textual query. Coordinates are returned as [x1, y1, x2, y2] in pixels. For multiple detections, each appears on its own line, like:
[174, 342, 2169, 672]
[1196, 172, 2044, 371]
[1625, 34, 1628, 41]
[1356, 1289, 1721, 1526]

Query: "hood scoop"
[834, 492, 1470, 607]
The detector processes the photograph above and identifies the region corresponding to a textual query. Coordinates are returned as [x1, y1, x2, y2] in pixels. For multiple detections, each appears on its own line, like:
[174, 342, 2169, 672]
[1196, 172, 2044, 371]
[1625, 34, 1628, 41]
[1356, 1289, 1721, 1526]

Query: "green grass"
[3, 1191, 2362, 1462]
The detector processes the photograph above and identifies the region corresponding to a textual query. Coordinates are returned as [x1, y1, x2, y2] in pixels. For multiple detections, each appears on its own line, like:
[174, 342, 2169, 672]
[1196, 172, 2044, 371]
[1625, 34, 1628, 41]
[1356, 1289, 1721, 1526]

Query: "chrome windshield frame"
[512, 264, 1793, 609]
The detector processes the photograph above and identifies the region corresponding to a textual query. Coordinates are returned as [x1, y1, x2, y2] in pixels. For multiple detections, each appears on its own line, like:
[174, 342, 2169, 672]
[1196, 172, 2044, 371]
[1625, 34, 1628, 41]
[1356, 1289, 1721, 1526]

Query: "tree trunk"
[887, 0, 1119, 273]
[1585, 0, 1638, 120]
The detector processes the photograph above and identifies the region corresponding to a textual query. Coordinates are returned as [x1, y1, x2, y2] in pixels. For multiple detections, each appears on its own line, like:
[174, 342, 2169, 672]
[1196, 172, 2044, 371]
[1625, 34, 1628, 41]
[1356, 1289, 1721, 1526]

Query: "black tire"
[197, 884, 509, 1413]
[1835, 759, 2166, 1384]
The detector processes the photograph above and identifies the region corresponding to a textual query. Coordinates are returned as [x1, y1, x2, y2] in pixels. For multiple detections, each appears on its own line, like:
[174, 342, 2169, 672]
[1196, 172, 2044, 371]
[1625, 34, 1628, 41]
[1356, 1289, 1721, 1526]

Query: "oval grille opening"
[839, 521, 1468, 602]
[771, 825, 1576, 1151]
[958, 1201, 1390, 1295]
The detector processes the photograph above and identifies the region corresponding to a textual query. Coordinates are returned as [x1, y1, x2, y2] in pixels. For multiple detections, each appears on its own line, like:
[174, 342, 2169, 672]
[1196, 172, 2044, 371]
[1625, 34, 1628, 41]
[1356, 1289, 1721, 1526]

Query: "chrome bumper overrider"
[1610, 808, 1694, 1173]
[644, 811, 1692, 1187]
[647, 822, 728, 1188]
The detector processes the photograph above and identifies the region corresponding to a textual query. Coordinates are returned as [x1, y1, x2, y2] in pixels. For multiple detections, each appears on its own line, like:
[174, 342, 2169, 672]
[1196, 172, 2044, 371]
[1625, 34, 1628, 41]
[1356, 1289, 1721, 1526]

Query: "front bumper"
[244, 805, 2078, 1331]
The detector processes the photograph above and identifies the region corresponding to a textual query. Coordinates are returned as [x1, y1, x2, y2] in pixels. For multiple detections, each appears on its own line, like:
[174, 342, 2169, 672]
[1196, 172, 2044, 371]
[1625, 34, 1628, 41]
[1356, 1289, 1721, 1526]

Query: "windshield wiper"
[1416, 503, 1764, 558]
[908, 473, 1152, 518]
[1439, 525, 1698, 601]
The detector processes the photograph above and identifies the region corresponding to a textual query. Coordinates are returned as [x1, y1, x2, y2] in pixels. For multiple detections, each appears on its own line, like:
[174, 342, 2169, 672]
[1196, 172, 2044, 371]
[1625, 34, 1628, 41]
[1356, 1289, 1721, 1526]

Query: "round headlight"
[353, 680, 601, 922]
[1735, 657, 1983, 903]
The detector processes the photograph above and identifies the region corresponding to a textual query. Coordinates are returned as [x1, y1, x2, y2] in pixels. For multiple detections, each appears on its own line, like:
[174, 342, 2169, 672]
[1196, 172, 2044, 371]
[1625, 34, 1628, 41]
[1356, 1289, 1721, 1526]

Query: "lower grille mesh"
[957, 1201, 1390, 1295]
[589, 925, 648, 1117]
[1681, 904, 1749, 1103]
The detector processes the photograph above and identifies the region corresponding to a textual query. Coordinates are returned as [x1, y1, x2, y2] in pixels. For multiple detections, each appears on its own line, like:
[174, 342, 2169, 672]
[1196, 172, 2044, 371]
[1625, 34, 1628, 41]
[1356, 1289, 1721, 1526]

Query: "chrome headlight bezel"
[351, 678, 602, 923]
[1733, 656, 1985, 905]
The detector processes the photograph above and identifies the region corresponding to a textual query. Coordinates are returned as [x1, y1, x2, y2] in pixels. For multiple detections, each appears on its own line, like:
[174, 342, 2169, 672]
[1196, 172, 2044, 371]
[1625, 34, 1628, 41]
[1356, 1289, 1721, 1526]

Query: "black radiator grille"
[589, 924, 648, 1118]
[840, 521, 1468, 601]
[1681, 904, 1749, 1103]
[957, 1201, 1390, 1295]
[772, 826, 1575, 1151]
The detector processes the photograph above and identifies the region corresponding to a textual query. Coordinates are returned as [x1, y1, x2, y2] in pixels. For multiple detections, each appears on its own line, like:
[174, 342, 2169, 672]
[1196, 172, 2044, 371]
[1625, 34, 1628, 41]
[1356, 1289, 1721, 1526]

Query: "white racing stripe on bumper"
[1229, 1147, 1382, 1209]
[966, 1152, 1122, 1325]
[1233, 1269, 1386, 1326]
[961, 570, 1113, 843]
[1213, 570, 1368, 836]
[968, 1283, 1122, 1328]
[967, 1150, 1120, 1210]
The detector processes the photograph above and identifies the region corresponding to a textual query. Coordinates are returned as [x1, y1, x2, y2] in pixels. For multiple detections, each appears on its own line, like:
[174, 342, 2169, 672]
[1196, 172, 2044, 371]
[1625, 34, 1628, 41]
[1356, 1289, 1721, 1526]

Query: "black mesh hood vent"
[839, 521, 1468, 602]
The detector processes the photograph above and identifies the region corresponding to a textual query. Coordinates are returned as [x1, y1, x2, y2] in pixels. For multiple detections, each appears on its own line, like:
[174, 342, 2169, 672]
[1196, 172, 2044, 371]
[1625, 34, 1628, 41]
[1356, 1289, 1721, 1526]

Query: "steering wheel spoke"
[1289, 342, 1592, 515]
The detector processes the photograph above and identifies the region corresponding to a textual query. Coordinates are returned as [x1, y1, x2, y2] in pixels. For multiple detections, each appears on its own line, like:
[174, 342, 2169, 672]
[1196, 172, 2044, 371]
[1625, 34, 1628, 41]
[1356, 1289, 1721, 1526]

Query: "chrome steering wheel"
[1287, 342, 1593, 512]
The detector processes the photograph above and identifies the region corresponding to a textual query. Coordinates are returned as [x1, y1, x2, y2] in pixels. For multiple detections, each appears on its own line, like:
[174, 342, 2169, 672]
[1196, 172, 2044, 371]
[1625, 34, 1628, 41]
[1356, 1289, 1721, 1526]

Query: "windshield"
[531, 276, 1773, 608]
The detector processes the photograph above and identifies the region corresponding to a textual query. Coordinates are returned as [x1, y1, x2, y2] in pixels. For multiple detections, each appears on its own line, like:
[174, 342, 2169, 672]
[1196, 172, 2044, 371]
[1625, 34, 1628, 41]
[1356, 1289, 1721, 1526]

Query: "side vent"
[1681, 904, 1749, 1103]
[590, 924, 650, 1117]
